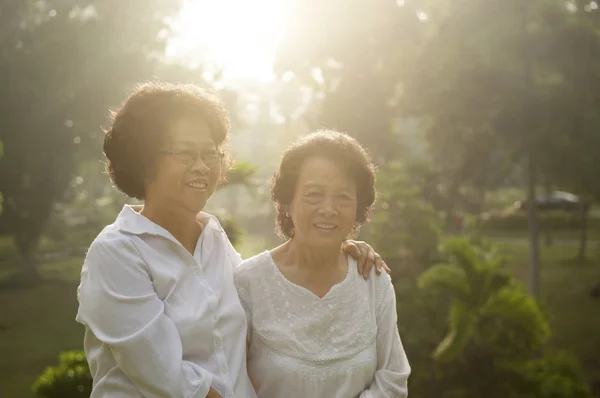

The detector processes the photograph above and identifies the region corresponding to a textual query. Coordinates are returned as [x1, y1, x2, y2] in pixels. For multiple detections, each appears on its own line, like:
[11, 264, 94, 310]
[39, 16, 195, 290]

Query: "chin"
[307, 236, 345, 248]
[184, 201, 207, 214]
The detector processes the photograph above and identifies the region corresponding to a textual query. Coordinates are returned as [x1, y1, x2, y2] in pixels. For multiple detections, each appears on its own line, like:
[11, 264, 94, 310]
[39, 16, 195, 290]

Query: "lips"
[314, 222, 337, 230]
[186, 180, 208, 190]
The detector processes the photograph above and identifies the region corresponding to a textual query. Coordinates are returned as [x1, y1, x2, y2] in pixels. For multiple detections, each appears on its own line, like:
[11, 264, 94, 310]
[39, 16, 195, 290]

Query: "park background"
[1, 0, 599, 397]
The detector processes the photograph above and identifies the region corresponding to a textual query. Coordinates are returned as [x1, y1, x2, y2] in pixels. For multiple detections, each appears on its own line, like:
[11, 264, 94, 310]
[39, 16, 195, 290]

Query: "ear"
[284, 202, 295, 218]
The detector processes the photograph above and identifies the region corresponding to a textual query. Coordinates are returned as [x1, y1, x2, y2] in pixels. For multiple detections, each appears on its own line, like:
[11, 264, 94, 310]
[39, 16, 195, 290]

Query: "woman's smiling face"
[145, 117, 222, 215]
[288, 156, 358, 248]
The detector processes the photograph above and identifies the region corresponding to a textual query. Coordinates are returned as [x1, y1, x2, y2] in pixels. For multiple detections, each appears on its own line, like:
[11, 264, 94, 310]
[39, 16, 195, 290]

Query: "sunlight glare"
[167, 0, 287, 82]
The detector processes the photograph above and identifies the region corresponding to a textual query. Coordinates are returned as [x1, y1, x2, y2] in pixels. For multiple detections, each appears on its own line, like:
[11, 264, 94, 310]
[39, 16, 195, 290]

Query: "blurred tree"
[535, 6, 600, 263]
[0, 0, 182, 283]
[365, 162, 442, 272]
[275, 0, 423, 163]
[222, 161, 259, 191]
[219, 160, 259, 217]
[277, 0, 600, 295]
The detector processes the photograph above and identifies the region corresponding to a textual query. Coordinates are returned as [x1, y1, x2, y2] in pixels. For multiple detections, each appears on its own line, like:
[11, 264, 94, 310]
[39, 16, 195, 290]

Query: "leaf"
[481, 286, 550, 345]
[418, 263, 469, 301]
[433, 301, 478, 362]
[442, 238, 480, 277]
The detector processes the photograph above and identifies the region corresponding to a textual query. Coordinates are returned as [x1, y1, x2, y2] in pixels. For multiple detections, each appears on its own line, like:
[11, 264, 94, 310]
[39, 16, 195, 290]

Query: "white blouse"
[234, 251, 410, 398]
[76, 205, 256, 398]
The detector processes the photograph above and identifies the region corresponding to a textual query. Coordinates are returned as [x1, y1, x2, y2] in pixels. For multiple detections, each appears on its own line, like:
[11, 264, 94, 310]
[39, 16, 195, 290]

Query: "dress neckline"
[263, 251, 353, 301]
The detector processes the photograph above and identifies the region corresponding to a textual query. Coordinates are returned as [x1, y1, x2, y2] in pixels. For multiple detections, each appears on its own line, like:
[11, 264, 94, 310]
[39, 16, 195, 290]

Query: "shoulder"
[373, 271, 395, 314]
[234, 251, 271, 282]
[201, 212, 243, 265]
[359, 262, 393, 309]
[86, 224, 138, 260]
[82, 225, 148, 281]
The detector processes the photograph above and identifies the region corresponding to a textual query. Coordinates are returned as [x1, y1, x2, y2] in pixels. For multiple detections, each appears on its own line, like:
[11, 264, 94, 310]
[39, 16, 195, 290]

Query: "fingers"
[374, 254, 383, 275]
[374, 254, 391, 275]
[362, 248, 376, 280]
[384, 261, 391, 274]
[342, 240, 366, 275]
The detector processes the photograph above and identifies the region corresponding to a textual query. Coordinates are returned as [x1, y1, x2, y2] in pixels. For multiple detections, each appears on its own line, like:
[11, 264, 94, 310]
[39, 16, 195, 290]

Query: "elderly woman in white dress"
[76, 83, 387, 398]
[234, 130, 410, 398]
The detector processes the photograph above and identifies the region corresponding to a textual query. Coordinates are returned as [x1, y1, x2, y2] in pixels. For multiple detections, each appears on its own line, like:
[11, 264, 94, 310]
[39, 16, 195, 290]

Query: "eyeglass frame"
[159, 148, 225, 167]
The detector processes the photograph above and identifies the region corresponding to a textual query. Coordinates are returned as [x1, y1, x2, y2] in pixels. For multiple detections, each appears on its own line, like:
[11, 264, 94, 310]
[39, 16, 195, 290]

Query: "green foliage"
[213, 210, 245, 249]
[32, 351, 92, 398]
[0, 0, 182, 280]
[406, 236, 592, 397]
[366, 162, 442, 271]
[502, 352, 594, 398]
[481, 211, 600, 232]
[223, 161, 259, 191]
[419, 237, 550, 362]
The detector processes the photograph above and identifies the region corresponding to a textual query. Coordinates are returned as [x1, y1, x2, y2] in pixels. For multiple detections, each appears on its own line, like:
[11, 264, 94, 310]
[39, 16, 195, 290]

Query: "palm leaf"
[433, 301, 478, 362]
[418, 263, 470, 301]
[481, 286, 550, 344]
[441, 237, 484, 295]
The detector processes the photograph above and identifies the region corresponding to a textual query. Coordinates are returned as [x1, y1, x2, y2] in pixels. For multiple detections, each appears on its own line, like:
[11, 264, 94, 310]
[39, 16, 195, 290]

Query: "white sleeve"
[233, 269, 252, 348]
[360, 280, 411, 398]
[77, 238, 212, 398]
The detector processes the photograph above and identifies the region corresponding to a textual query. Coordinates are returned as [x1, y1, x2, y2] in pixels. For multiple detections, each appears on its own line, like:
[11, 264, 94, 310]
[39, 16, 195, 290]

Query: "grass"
[498, 242, 600, 392]
[0, 231, 273, 398]
[0, 235, 598, 397]
[0, 257, 84, 398]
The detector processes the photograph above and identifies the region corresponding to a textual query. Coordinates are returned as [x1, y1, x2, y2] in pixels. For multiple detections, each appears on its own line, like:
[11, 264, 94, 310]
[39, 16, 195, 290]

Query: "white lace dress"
[234, 251, 410, 398]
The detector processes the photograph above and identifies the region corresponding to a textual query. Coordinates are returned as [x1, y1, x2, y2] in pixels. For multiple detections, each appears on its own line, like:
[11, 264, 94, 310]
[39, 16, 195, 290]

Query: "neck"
[139, 201, 202, 253]
[284, 238, 344, 273]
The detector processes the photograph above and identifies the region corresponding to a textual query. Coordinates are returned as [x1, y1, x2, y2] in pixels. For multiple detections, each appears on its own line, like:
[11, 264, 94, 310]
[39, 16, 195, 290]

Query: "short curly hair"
[103, 82, 231, 199]
[271, 129, 376, 239]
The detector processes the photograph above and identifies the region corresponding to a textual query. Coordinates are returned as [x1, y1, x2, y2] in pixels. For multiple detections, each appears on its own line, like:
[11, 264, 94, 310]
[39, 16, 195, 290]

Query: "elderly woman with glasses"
[75, 83, 388, 398]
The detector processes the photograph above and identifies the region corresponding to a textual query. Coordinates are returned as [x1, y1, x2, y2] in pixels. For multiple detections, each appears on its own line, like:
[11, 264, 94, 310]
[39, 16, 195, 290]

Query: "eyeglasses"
[160, 148, 224, 167]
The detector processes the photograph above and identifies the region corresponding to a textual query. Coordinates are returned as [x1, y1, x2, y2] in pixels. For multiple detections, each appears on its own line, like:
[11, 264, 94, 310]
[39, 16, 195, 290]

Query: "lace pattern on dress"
[247, 252, 379, 363]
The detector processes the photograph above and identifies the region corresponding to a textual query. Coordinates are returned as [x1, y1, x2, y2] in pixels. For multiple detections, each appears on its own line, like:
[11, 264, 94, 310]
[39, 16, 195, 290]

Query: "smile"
[314, 223, 337, 230]
[186, 181, 208, 190]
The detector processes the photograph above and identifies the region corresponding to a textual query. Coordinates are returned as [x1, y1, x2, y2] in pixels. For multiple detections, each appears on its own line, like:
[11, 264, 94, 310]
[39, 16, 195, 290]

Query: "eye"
[337, 193, 355, 201]
[202, 150, 219, 161]
[175, 150, 197, 162]
[304, 191, 323, 201]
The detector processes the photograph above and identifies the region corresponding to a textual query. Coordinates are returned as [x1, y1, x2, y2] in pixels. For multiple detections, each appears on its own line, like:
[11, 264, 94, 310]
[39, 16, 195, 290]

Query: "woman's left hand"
[342, 240, 391, 280]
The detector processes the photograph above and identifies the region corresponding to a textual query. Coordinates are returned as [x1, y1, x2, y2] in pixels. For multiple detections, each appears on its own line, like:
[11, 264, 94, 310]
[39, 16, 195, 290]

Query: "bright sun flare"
[167, 0, 287, 82]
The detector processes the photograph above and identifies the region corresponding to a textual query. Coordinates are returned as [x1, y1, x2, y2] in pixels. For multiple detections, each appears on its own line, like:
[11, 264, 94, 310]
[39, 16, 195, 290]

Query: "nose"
[190, 157, 210, 174]
[319, 197, 338, 218]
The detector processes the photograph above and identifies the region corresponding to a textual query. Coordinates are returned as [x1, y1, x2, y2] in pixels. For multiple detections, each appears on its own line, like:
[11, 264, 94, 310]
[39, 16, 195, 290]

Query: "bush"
[401, 236, 594, 398]
[32, 351, 92, 398]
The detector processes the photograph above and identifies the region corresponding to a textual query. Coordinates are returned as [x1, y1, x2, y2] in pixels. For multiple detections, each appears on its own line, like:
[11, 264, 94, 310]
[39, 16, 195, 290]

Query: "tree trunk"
[577, 202, 589, 264]
[12, 220, 44, 285]
[16, 238, 41, 284]
[522, 0, 540, 299]
[544, 179, 552, 247]
[526, 150, 540, 298]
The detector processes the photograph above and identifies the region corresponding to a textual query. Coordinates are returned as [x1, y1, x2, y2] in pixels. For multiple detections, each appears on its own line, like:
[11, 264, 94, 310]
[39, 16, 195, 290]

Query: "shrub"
[32, 350, 92, 398]
[403, 236, 593, 397]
